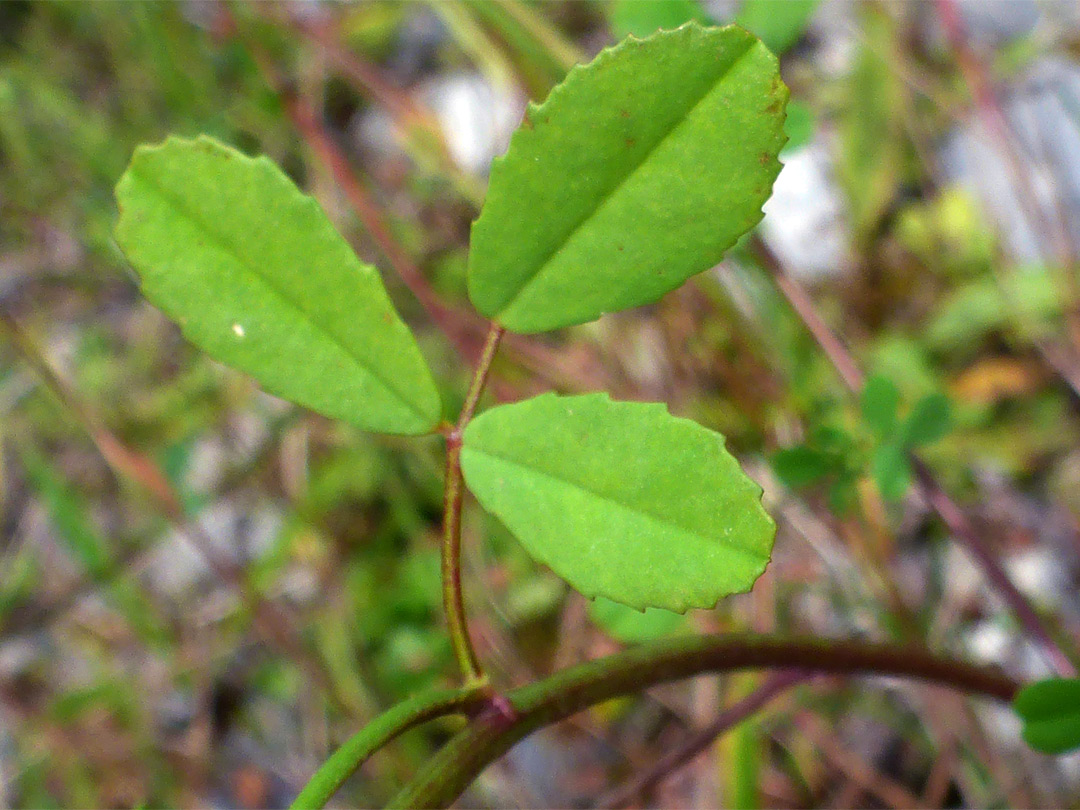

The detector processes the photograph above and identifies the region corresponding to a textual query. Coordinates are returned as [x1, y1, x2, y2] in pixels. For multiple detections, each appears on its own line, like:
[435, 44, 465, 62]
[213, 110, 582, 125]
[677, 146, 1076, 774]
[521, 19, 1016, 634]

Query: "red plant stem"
[771, 269, 864, 391]
[754, 240, 1076, 677]
[287, 14, 442, 142]
[457, 322, 507, 429]
[261, 7, 487, 203]
[442, 323, 505, 684]
[257, 4, 472, 191]
[597, 669, 807, 808]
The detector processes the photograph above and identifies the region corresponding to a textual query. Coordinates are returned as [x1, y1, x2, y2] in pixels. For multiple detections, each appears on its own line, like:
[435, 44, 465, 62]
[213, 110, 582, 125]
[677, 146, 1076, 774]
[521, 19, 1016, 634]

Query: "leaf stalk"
[442, 322, 506, 684]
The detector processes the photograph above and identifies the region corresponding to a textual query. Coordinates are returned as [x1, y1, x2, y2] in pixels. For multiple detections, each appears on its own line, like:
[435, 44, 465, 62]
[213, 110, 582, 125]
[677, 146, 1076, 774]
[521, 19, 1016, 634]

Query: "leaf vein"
[128, 164, 428, 425]
[463, 446, 769, 563]
[494, 34, 759, 319]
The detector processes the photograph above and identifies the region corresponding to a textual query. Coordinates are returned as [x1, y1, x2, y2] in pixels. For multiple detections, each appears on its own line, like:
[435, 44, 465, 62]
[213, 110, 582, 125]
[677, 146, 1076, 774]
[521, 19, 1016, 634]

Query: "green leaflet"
[460, 393, 775, 612]
[1014, 678, 1080, 754]
[859, 375, 951, 501]
[861, 375, 900, 439]
[900, 392, 951, 447]
[468, 24, 787, 333]
[115, 135, 441, 435]
[870, 442, 911, 503]
[772, 445, 834, 489]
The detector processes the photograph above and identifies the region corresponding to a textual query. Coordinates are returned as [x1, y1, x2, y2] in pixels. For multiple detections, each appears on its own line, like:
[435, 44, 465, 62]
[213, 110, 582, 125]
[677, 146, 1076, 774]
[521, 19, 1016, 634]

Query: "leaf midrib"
[463, 445, 769, 563]
[492, 33, 758, 320]
[127, 163, 429, 426]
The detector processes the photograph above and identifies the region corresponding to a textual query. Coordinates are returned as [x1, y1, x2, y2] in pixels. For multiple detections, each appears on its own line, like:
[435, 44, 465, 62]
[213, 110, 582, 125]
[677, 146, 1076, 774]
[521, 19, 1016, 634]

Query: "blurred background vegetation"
[4, 0, 1080, 806]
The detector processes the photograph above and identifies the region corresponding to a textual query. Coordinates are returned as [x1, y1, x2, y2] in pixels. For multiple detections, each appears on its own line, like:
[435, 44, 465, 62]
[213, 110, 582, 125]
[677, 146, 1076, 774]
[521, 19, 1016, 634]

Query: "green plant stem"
[289, 685, 490, 810]
[458, 322, 507, 426]
[388, 634, 1019, 808]
[441, 441, 478, 682]
[442, 323, 506, 684]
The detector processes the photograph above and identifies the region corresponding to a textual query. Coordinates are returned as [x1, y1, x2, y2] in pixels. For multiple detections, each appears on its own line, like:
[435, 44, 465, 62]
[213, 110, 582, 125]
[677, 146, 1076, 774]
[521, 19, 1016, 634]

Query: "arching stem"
[389, 633, 1019, 808]
[289, 685, 490, 810]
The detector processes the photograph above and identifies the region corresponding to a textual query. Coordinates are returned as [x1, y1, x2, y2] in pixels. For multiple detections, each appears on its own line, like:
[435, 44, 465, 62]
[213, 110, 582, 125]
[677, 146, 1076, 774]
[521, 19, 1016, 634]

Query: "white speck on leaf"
[232, 323, 245, 337]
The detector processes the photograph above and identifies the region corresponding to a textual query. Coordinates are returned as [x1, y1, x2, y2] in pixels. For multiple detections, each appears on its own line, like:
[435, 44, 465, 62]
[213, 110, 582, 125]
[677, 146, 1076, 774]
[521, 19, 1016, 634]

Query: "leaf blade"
[861, 374, 900, 438]
[460, 393, 775, 612]
[901, 392, 951, 447]
[115, 135, 441, 435]
[772, 445, 834, 489]
[1014, 678, 1080, 755]
[871, 442, 911, 502]
[468, 24, 788, 333]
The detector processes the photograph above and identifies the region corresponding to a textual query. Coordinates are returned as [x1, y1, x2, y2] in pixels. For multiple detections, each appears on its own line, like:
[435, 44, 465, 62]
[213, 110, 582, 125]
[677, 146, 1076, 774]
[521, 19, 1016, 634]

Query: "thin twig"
[496, 0, 584, 72]
[2, 410, 298, 638]
[267, 5, 486, 206]
[597, 670, 807, 808]
[794, 710, 926, 809]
